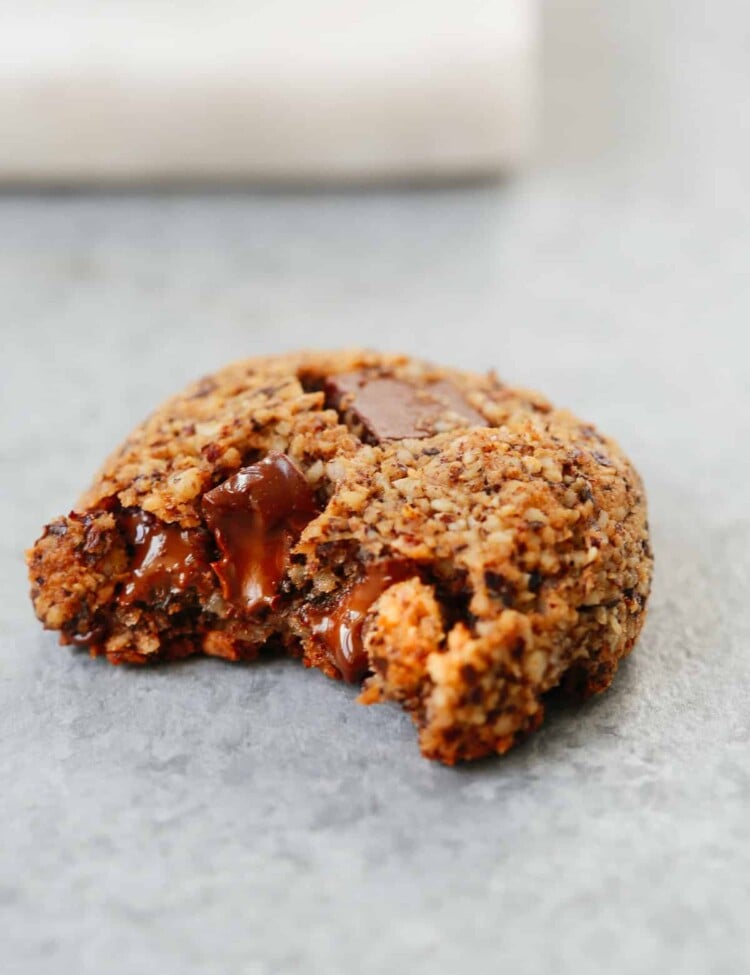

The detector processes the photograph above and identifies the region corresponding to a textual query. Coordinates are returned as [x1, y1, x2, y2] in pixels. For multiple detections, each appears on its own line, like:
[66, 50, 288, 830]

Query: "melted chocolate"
[308, 561, 414, 682]
[325, 371, 485, 441]
[120, 510, 208, 603]
[202, 452, 318, 614]
[66, 624, 106, 647]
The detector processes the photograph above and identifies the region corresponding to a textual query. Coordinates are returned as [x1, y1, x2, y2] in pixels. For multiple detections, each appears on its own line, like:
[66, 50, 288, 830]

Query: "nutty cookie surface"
[27, 350, 652, 764]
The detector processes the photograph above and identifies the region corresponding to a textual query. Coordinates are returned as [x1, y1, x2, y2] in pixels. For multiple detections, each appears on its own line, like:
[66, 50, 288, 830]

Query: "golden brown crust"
[27, 349, 653, 763]
[27, 510, 128, 644]
[300, 418, 650, 764]
[359, 578, 445, 705]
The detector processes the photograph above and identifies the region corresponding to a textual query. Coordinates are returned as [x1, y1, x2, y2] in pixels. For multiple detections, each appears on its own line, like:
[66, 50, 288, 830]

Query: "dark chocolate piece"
[119, 510, 210, 603]
[65, 623, 107, 647]
[307, 561, 414, 682]
[202, 452, 318, 614]
[325, 371, 485, 441]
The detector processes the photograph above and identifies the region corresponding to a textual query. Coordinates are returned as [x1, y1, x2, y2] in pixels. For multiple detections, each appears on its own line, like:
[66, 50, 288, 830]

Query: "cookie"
[27, 350, 653, 764]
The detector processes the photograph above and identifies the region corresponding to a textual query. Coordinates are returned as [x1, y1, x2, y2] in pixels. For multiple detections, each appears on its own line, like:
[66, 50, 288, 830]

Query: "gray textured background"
[2, 2, 749, 973]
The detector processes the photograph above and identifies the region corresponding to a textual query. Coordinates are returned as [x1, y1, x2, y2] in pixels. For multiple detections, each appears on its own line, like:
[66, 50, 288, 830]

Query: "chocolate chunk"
[325, 370, 485, 441]
[528, 569, 543, 593]
[119, 510, 210, 604]
[65, 623, 106, 647]
[306, 561, 414, 682]
[484, 570, 516, 607]
[202, 452, 319, 614]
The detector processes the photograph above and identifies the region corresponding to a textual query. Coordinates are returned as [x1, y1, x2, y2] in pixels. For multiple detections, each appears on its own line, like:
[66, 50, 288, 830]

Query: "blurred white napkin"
[0, 0, 537, 183]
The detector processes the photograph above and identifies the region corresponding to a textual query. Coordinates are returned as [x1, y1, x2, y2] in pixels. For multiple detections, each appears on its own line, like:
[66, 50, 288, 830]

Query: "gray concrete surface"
[1, 2, 749, 973]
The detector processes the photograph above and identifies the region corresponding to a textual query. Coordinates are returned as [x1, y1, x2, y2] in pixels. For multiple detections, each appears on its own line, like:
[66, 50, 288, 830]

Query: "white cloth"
[0, 0, 537, 183]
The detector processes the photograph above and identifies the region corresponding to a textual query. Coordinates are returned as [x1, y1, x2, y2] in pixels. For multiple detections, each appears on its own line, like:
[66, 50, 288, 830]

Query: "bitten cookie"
[27, 350, 652, 764]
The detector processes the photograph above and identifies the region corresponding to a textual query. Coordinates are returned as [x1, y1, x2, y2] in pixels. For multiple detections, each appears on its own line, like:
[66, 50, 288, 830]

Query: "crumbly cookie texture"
[27, 350, 652, 764]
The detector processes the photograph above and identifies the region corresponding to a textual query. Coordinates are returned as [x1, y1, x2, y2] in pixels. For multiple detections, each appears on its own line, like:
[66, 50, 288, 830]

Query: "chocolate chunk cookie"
[27, 350, 653, 764]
